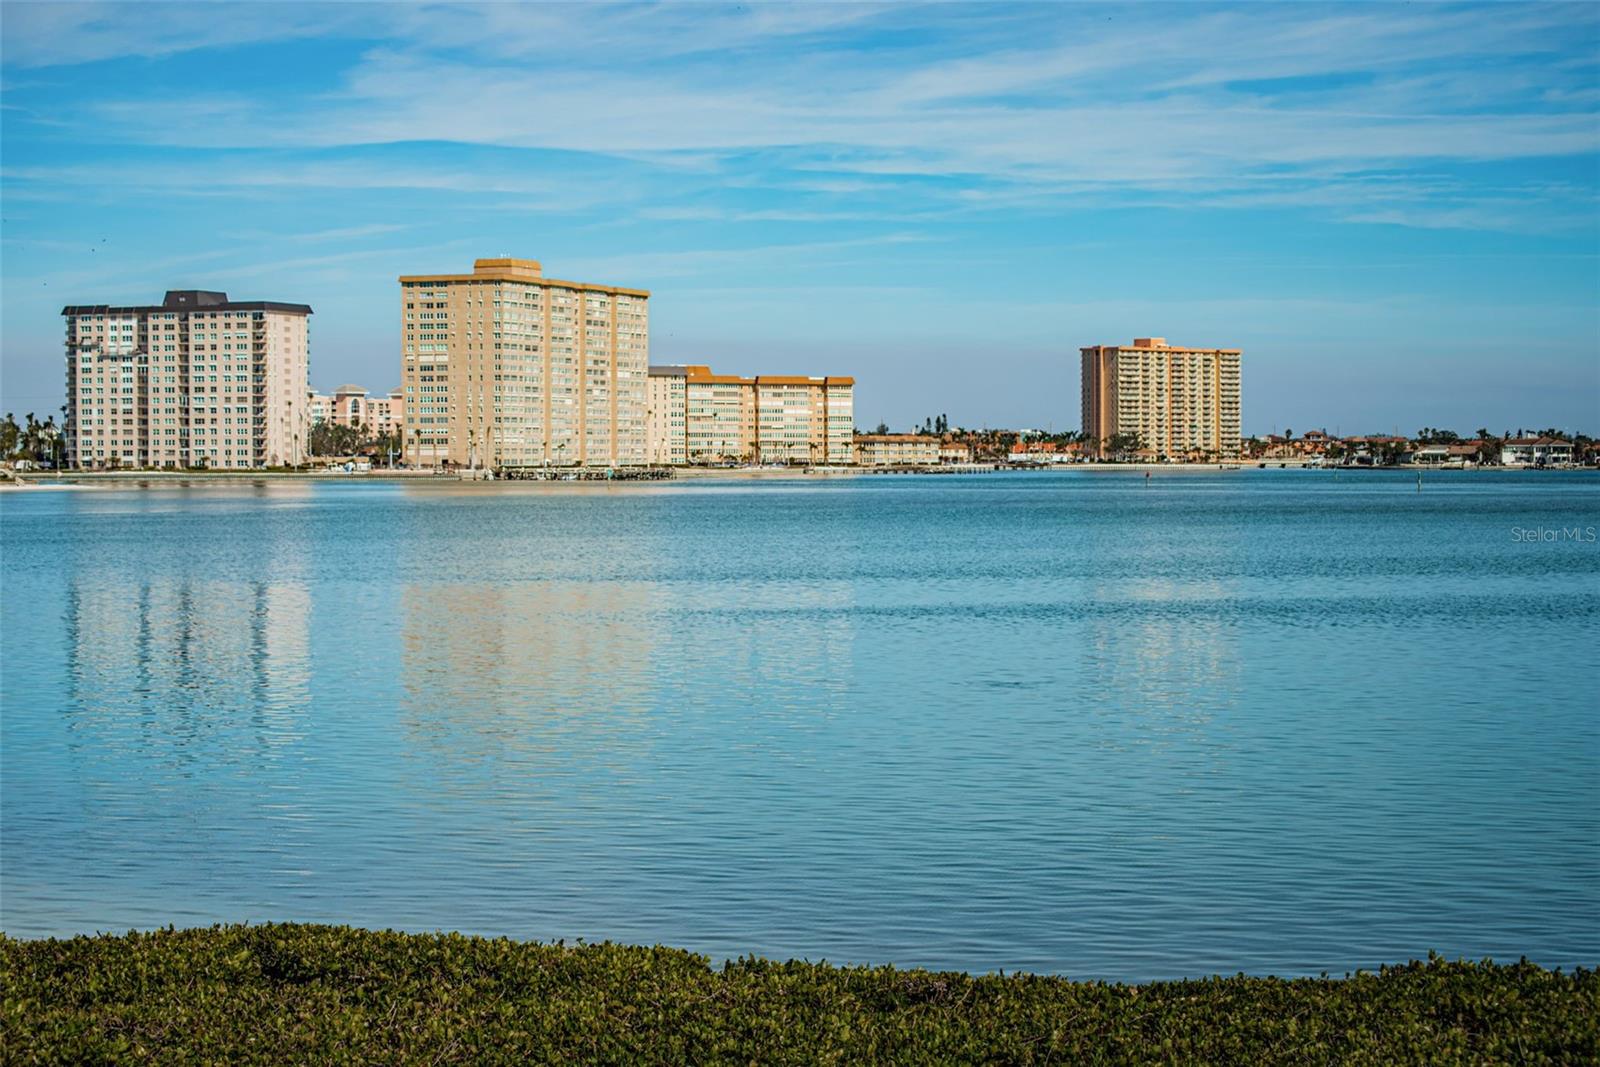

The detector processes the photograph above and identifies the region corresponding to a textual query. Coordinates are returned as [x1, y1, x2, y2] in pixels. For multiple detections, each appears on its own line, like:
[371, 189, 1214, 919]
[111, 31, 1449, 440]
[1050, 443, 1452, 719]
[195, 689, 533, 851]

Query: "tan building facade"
[684, 366, 756, 464]
[1080, 337, 1242, 460]
[645, 367, 688, 465]
[854, 433, 941, 467]
[646, 364, 854, 465]
[755, 375, 855, 464]
[400, 257, 649, 468]
[939, 441, 975, 464]
[63, 290, 312, 469]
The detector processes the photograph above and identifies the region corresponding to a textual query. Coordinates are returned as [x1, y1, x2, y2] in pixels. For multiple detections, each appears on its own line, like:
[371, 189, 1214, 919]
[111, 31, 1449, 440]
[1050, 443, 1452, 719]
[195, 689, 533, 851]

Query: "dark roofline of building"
[62, 302, 313, 316]
[61, 289, 312, 316]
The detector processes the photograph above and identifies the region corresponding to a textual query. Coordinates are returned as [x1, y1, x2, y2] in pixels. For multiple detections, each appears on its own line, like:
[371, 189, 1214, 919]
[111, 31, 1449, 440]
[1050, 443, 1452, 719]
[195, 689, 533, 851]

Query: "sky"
[2, 1, 1597, 436]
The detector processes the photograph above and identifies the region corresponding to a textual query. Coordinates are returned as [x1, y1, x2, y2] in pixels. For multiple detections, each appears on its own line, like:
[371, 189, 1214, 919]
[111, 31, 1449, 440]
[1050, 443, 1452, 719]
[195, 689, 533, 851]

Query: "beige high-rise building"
[400, 257, 649, 469]
[62, 290, 312, 469]
[1080, 337, 1241, 460]
[646, 364, 854, 465]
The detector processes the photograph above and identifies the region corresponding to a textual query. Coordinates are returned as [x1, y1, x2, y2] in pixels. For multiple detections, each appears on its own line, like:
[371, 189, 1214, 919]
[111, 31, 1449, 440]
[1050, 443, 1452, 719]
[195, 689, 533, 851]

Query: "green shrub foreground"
[2, 924, 1594, 1064]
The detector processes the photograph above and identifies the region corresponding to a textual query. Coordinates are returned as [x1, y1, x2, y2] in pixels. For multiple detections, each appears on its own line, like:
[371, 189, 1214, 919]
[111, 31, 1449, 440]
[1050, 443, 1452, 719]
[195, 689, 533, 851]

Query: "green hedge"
[2, 924, 1594, 1064]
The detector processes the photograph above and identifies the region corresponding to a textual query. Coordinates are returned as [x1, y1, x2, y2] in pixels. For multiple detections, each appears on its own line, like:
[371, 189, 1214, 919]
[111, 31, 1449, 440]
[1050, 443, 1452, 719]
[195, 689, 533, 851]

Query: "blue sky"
[2, 1, 1597, 435]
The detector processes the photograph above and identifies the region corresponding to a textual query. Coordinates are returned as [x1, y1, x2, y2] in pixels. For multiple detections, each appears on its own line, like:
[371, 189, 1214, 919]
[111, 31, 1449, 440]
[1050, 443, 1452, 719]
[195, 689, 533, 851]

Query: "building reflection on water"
[394, 572, 859, 801]
[64, 521, 312, 772]
[1077, 573, 1243, 759]
[398, 580, 656, 763]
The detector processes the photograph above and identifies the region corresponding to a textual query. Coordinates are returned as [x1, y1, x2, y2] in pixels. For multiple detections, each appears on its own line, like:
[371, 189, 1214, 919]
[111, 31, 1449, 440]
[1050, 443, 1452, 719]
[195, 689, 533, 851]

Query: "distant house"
[1408, 443, 1452, 465]
[1501, 437, 1574, 467]
[1253, 434, 1297, 460]
[1342, 435, 1409, 466]
[1008, 440, 1087, 464]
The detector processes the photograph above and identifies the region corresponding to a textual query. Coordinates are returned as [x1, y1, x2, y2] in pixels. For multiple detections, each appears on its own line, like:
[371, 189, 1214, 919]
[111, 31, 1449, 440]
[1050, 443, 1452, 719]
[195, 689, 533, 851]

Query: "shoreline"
[5, 462, 1592, 490]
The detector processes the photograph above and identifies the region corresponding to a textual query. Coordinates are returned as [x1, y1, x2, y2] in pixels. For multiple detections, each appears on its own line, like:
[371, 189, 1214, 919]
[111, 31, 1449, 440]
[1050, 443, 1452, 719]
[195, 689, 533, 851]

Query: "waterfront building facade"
[684, 366, 756, 464]
[400, 257, 649, 468]
[645, 367, 688, 465]
[1080, 337, 1242, 460]
[367, 389, 404, 438]
[646, 364, 854, 465]
[939, 440, 975, 464]
[62, 289, 312, 469]
[854, 433, 940, 467]
[308, 391, 333, 426]
[1501, 436, 1575, 467]
[310, 384, 404, 437]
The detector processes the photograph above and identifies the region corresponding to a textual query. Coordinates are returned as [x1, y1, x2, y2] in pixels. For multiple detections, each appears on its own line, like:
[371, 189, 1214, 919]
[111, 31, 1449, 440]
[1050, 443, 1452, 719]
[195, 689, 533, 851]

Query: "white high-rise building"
[63, 290, 312, 469]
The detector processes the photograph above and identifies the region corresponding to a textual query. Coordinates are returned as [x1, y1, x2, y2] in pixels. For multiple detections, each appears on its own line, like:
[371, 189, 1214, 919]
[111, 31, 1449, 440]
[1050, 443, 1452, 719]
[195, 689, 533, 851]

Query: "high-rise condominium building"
[62, 290, 312, 469]
[1080, 337, 1242, 460]
[645, 364, 854, 465]
[400, 257, 649, 468]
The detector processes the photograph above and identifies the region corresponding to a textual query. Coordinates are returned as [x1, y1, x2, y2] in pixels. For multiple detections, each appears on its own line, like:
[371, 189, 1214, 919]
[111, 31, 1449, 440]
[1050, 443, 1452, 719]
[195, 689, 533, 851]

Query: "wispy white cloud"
[227, 223, 412, 244]
[20, 1, 1587, 235]
[560, 233, 937, 282]
[0, 1, 376, 67]
[0, 157, 635, 207]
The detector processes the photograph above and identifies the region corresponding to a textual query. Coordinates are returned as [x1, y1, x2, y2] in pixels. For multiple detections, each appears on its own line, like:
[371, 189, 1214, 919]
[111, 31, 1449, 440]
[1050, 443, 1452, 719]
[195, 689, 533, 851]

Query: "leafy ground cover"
[3, 923, 1594, 1064]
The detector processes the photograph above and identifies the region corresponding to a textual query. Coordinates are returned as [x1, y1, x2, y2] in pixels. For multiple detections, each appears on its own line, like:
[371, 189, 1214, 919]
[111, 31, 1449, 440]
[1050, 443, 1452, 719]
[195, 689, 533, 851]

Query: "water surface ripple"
[2, 470, 1596, 981]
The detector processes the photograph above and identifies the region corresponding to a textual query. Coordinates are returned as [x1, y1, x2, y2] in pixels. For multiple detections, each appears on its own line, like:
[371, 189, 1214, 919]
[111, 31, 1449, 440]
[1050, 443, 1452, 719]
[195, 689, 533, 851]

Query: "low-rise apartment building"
[62, 289, 312, 469]
[939, 441, 974, 464]
[854, 433, 940, 467]
[646, 364, 854, 465]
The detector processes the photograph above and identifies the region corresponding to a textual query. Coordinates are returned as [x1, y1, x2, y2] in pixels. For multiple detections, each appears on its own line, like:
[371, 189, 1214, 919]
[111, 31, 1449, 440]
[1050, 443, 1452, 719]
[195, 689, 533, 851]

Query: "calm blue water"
[2, 471, 1597, 981]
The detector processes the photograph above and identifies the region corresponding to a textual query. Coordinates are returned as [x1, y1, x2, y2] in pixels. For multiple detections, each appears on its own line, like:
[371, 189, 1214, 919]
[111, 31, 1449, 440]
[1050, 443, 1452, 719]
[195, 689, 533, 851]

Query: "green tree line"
[1, 412, 64, 466]
[309, 420, 401, 460]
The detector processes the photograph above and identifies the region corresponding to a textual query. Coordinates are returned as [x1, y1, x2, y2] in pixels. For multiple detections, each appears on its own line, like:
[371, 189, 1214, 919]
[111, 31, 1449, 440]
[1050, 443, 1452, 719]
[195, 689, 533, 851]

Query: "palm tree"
[1474, 428, 1495, 466]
